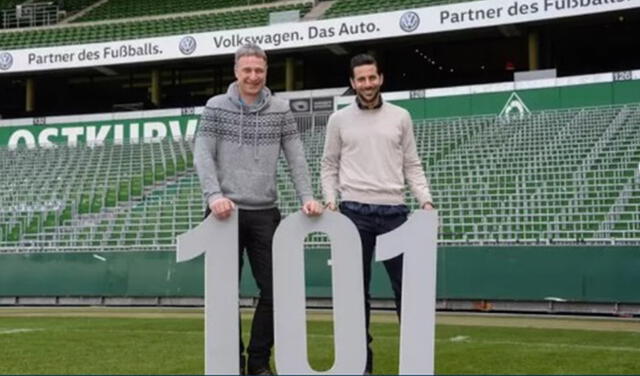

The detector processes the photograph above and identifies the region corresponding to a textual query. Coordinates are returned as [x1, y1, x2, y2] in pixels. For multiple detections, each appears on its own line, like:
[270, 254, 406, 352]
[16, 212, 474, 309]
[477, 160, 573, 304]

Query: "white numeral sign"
[177, 210, 438, 375]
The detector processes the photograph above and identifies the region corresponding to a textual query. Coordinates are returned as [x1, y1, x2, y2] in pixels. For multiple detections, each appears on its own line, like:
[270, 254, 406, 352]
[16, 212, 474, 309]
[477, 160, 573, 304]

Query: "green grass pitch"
[0, 308, 638, 374]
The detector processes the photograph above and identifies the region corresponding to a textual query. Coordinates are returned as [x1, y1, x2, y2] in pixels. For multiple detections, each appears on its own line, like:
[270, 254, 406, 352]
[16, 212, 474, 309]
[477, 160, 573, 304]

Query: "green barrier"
[418, 80, 640, 118]
[0, 247, 639, 303]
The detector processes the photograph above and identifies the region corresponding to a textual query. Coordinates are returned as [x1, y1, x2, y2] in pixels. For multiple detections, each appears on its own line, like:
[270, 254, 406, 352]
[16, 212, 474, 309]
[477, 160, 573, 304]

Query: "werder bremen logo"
[500, 92, 530, 121]
[0, 52, 13, 71]
[399, 11, 420, 33]
[179, 36, 197, 55]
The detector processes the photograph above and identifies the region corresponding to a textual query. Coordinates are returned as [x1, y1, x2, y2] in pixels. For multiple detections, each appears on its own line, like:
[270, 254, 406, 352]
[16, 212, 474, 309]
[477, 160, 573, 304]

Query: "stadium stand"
[74, 0, 281, 22]
[0, 138, 195, 251]
[0, 2, 312, 49]
[59, 0, 101, 13]
[0, 0, 23, 9]
[423, 104, 640, 243]
[1, 1, 60, 29]
[323, 0, 477, 18]
[1, 103, 638, 253]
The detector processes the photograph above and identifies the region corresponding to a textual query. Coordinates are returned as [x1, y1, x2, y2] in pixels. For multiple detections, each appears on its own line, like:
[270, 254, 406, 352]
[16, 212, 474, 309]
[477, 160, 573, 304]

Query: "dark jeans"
[205, 206, 280, 371]
[339, 201, 408, 374]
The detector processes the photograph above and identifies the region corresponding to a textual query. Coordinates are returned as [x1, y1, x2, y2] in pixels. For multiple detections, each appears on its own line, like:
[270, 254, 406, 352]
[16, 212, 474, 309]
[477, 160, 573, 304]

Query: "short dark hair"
[350, 54, 380, 78]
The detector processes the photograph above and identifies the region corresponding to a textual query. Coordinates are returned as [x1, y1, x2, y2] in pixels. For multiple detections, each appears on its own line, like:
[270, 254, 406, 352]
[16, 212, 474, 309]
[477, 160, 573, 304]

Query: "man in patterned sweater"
[194, 43, 322, 375]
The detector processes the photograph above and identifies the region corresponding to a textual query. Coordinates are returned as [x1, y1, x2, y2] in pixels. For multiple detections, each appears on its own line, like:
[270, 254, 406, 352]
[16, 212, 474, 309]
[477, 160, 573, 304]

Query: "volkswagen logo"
[179, 36, 197, 55]
[0, 52, 13, 71]
[399, 11, 420, 33]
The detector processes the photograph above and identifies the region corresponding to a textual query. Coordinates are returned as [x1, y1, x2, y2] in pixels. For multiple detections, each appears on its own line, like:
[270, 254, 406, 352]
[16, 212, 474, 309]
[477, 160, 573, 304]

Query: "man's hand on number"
[302, 200, 323, 216]
[422, 202, 435, 211]
[209, 197, 236, 220]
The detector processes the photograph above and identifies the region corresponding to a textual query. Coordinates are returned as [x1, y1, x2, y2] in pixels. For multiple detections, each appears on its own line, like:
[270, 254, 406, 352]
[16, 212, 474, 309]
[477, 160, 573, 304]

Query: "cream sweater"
[321, 101, 433, 207]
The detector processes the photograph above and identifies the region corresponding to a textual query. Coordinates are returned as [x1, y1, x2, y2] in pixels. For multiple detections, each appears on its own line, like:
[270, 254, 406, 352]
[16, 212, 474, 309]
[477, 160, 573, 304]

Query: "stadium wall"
[1, 70, 639, 147]
[1, 247, 639, 304]
[394, 79, 640, 119]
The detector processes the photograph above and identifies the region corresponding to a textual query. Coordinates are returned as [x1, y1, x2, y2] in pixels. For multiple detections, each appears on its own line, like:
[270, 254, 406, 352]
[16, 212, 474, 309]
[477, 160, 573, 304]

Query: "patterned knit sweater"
[194, 82, 314, 210]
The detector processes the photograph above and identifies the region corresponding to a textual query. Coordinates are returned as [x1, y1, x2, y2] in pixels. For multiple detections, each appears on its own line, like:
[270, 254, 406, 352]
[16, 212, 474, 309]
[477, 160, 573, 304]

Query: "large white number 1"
[377, 210, 438, 375]
[177, 212, 239, 375]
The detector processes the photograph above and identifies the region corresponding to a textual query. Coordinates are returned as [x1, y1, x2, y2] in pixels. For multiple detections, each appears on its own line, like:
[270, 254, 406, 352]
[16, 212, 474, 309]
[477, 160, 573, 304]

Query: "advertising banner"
[0, 0, 637, 74]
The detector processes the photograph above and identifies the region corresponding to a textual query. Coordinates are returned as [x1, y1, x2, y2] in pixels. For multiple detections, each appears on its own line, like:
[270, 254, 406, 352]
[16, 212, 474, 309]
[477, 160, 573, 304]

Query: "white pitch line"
[60, 328, 202, 335]
[0, 328, 42, 335]
[305, 334, 640, 353]
[438, 338, 640, 353]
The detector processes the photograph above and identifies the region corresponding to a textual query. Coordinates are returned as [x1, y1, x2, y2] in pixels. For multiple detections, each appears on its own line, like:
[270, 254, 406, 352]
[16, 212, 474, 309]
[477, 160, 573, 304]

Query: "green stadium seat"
[154, 163, 165, 182]
[60, 206, 72, 225]
[143, 169, 154, 186]
[165, 159, 176, 177]
[91, 193, 104, 213]
[7, 225, 21, 242]
[44, 211, 57, 228]
[131, 176, 143, 196]
[105, 187, 118, 207]
[118, 181, 130, 202]
[78, 193, 91, 214]
[26, 216, 40, 234]
[176, 156, 186, 172]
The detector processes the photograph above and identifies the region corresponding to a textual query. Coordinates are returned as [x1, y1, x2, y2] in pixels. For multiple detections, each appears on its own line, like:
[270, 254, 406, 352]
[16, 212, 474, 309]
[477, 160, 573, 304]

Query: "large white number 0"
[272, 211, 367, 375]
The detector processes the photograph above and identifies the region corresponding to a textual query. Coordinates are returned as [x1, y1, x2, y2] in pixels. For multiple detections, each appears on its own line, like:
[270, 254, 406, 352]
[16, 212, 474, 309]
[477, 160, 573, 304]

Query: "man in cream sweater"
[321, 53, 434, 374]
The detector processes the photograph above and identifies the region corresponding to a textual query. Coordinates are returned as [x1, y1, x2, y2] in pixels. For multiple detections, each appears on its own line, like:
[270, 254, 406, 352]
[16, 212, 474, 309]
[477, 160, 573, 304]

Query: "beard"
[357, 87, 381, 106]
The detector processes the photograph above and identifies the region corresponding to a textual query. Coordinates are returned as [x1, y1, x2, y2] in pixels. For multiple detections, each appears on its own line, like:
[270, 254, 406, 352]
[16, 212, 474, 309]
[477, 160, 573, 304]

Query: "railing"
[1, 2, 60, 29]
